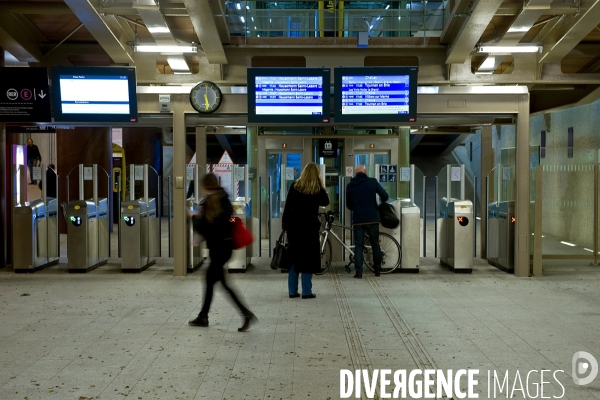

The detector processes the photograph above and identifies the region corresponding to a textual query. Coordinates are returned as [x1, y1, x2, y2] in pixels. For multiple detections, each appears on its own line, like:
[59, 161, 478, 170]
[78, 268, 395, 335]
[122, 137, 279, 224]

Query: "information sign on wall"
[0, 67, 51, 122]
[319, 139, 337, 158]
[379, 165, 398, 183]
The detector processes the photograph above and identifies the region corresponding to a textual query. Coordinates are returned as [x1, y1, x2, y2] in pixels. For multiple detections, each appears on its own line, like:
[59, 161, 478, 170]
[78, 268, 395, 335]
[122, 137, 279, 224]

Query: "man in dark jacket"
[26, 138, 42, 185]
[346, 165, 389, 278]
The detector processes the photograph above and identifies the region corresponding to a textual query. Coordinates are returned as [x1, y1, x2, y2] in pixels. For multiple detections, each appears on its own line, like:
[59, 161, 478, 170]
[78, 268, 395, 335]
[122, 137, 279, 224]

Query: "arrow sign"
[0, 67, 51, 122]
[38, 90, 46, 99]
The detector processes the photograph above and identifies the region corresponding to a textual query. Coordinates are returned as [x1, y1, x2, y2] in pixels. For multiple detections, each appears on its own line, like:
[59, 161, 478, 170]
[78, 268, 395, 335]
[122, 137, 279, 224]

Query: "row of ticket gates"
[12, 164, 516, 274]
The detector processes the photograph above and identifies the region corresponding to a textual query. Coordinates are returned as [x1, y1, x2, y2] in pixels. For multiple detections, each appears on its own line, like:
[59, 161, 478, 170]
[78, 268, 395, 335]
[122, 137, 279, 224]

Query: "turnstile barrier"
[487, 200, 515, 272]
[67, 199, 109, 272]
[438, 199, 474, 272]
[120, 198, 158, 272]
[14, 199, 60, 272]
[228, 199, 251, 272]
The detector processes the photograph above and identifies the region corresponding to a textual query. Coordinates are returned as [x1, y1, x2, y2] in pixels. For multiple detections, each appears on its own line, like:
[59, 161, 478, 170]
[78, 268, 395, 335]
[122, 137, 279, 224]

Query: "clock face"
[190, 81, 222, 113]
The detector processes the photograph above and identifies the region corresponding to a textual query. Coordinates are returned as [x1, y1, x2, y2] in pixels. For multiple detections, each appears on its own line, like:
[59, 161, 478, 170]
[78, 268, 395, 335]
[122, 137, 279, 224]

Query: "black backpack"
[379, 202, 399, 229]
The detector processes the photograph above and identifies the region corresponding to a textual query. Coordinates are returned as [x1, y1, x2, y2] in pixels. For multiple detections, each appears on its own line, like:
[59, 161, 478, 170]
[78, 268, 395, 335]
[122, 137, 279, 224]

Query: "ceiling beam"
[208, 0, 231, 44]
[540, 0, 600, 63]
[182, 0, 228, 64]
[0, 13, 44, 62]
[63, 0, 135, 64]
[445, 0, 505, 64]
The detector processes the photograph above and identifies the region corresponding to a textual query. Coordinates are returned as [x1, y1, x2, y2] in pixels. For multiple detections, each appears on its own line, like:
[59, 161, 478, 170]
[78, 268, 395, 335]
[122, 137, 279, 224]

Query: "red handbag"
[231, 217, 253, 250]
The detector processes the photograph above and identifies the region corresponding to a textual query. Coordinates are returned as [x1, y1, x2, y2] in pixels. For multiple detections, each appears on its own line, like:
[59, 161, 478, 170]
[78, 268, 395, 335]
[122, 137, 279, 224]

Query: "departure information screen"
[340, 75, 410, 115]
[58, 75, 131, 115]
[254, 76, 324, 115]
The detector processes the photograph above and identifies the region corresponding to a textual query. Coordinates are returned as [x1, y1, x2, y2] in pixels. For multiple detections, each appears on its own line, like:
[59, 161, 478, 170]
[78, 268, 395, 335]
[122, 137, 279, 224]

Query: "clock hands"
[204, 87, 210, 110]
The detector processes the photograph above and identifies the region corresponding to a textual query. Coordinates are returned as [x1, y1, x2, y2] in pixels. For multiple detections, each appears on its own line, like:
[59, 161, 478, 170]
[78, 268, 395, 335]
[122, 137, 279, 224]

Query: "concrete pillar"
[172, 95, 186, 276]
[480, 125, 493, 258]
[515, 94, 531, 277]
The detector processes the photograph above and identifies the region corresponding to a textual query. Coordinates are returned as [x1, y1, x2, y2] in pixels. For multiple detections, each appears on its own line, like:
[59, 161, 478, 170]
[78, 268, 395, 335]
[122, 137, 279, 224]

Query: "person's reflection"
[38, 164, 57, 198]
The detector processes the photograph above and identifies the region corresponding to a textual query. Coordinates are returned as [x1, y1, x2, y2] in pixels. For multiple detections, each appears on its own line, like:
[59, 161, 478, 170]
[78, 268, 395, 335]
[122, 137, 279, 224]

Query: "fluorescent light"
[246, 5, 250, 9]
[174, 72, 192, 74]
[474, 71, 493, 74]
[148, 27, 171, 33]
[478, 45, 542, 53]
[480, 56, 496, 70]
[241, 16, 245, 22]
[584, 248, 593, 252]
[236, 3, 241, 9]
[386, 4, 390, 8]
[135, 44, 197, 53]
[560, 241, 576, 247]
[507, 26, 530, 33]
[166, 56, 189, 71]
[251, 17, 254, 21]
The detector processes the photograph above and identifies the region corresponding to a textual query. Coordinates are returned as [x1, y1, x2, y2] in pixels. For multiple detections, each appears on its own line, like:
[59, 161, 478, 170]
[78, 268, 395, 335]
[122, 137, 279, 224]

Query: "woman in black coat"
[188, 173, 257, 331]
[282, 163, 330, 299]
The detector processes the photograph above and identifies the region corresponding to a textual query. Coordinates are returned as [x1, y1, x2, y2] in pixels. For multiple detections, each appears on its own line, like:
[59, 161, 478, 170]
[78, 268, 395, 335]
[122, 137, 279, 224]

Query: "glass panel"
[540, 164, 595, 258]
[228, 1, 446, 38]
[413, 166, 425, 217]
[267, 153, 283, 218]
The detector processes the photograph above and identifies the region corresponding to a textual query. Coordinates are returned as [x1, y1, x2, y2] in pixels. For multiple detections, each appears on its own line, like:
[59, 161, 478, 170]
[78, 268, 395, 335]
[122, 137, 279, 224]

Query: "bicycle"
[316, 211, 401, 275]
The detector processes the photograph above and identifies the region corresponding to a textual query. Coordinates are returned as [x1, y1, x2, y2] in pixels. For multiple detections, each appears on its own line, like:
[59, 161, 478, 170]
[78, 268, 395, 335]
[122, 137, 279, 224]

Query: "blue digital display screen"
[334, 66, 418, 123]
[341, 75, 411, 115]
[255, 76, 324, 116]
[247, 68, 330, 124]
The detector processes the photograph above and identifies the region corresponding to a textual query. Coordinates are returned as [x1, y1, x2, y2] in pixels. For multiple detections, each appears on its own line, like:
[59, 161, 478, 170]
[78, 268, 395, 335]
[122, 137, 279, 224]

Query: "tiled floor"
[2, 253, 600, 400]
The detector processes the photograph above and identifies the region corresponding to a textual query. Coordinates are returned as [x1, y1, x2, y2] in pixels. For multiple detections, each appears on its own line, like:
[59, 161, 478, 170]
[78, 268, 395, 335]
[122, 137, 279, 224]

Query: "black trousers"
[200, 242, 250, 316]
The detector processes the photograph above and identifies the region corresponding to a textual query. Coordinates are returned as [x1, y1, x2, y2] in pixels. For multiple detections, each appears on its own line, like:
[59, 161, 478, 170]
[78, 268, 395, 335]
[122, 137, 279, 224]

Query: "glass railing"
[227, 2, 446, 38]
[530, 148, 599, 270]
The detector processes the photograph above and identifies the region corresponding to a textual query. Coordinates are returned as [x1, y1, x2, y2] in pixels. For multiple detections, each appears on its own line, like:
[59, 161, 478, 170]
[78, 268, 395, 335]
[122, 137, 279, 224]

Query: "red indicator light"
[457, 216, 469, 226]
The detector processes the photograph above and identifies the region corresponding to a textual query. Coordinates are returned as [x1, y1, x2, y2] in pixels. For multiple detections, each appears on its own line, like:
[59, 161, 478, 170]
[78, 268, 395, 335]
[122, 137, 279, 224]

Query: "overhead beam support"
[63, 0, 135, 64]
[182, 0, 228, 64]
[0, 13, 44, 62]
[540, 0, 600, 63]
[445, 0, 505, 64]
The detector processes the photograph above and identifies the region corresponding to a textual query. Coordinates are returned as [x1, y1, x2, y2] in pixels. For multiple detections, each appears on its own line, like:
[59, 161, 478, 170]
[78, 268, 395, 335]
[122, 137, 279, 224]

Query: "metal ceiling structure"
[0, 0, 599, 115]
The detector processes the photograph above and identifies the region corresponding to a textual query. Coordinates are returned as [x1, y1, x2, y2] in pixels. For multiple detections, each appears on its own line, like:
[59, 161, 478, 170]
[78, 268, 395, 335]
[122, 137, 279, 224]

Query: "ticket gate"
[120, 198, 159, 272]
[228, 199, 251, 272]
[438, 199, 474, 272]
[487, 200, 515, 272]
[66, 199, 109, 272]
[400, 201, 421, 271]
[187, 199, 206, 273]
[379, 199, 421, 272]
[13, 199, 60, 272]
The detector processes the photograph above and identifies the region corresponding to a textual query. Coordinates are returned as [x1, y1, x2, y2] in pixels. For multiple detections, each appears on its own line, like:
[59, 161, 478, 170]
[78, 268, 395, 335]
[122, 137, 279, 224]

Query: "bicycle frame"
[320, 225, 356, 258]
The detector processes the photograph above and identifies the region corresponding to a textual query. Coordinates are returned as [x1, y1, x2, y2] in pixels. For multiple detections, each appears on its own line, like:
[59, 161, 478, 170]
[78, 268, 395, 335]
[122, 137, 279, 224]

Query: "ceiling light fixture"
[477, 44, 542, 54]
[147, 27, 171, 33]
[135, 44, 197, 53]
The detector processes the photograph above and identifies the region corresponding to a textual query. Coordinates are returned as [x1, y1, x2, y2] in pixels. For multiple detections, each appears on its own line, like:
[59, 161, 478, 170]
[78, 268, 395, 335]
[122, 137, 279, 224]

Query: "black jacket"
[192, 188, 233, 250]
[346, 173, 389, 225]
[282, 182, 329, 274]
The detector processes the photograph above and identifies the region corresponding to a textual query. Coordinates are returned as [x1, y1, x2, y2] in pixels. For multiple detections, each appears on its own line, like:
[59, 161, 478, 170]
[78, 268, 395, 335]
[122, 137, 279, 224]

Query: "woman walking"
[282, 163, 330, 299]
[189, 173, 257, 331]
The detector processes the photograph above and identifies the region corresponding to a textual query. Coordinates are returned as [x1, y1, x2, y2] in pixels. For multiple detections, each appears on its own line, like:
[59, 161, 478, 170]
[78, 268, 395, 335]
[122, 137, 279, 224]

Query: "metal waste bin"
[228, 200, 250, 272]
[439, 200, 474, 272]
[121, 199, 156, 272]
[67, 199, 108, 272]
[14, 199, 59, 272]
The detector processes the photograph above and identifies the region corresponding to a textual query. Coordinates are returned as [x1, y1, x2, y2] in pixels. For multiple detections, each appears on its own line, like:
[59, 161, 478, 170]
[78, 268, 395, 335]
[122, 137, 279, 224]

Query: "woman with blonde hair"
[282, 163, 330, 299]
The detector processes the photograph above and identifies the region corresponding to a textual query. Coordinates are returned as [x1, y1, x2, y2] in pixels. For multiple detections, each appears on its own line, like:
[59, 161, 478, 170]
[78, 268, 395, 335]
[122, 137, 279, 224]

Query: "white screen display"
[59, 75, 130, 114]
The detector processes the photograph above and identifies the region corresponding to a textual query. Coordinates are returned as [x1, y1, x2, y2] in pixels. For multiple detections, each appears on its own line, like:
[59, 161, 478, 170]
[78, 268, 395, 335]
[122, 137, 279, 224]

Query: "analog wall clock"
[190, 81, 222, 113]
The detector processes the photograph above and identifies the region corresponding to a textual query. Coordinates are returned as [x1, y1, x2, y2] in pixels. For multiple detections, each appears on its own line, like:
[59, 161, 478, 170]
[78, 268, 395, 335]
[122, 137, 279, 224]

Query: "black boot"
[238, 311, 258, 332]
[189, 313, 208, 327]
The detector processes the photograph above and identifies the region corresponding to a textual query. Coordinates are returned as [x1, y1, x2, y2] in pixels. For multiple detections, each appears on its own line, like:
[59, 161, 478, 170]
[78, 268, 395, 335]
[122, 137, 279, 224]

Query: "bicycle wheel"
[315, 231, 332, 275]
[364, 232, 401, 274]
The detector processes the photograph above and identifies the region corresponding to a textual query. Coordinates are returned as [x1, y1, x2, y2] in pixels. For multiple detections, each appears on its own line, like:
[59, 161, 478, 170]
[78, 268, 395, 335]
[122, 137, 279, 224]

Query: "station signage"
[0, 67, 51, 122]
[319, 139, 337, 158]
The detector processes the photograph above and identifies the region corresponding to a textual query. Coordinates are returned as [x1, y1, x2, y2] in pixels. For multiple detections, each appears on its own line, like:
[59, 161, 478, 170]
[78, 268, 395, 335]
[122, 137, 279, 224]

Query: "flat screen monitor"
[334, 66, 418, 123]
[51, 66, 138, 123]
[247, 67, 330, 124]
